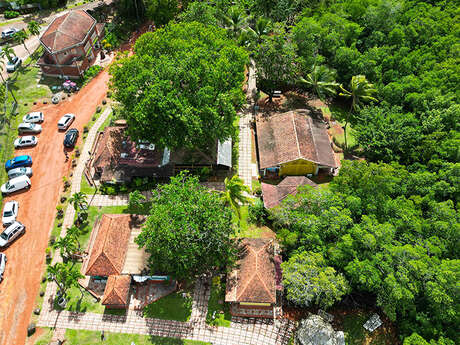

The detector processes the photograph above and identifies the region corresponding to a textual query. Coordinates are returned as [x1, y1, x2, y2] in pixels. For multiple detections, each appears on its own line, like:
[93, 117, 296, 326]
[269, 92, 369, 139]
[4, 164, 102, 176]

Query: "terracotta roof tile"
[40, 10, 96, 53]
[101, 275, 131, 306]
[85, 214, 132, 276]
[256, 110, 337, 169]
[226, 238, 276, 304]
[261, 176, 317, 208]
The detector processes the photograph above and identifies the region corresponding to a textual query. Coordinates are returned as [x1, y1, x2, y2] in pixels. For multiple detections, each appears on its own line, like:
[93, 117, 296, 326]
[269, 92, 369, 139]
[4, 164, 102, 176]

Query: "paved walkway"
[238, 62, 258, 188]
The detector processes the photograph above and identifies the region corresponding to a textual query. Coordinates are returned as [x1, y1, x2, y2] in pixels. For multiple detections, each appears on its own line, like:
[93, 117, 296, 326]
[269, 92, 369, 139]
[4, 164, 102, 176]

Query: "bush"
[198, 166, 211, 182]
[83, 65, 102, 85]
[4, 10, 19, 19]
[248, 198, 268, 226]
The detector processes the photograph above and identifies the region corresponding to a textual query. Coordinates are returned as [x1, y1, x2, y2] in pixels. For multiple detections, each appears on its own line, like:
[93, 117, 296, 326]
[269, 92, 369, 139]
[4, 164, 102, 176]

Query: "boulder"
[297, 314, 345, 345]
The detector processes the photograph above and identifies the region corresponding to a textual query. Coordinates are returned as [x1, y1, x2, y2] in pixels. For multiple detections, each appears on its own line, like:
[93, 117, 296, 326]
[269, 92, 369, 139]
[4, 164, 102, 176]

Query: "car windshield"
[3, 211, 12, 217]
[4, 182, 10, 189]
[0, 232, 7, 240]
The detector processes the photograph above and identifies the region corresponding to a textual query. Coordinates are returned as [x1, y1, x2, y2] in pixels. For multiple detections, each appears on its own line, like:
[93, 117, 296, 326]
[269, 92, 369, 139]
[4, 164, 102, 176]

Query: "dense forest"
[111, 0, 459, 343]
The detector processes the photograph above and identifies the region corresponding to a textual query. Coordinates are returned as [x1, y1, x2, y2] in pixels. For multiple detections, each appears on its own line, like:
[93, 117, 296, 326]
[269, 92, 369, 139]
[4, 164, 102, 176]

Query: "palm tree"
[66, 226, 82, 253]
[54, 235, 77, 261]
[221, 175, 252, 221]
[339, 75, 377, 149]
[299, 65, 339, 101]
[222, 6, 248, 38]
[0, 44, 15, 63]
[48, 262, 84, 298]
[27, 21, 41, 37]
[69, 192, 88, 214]
[248, 17, 272, 44]
[14, 30, 29, 55]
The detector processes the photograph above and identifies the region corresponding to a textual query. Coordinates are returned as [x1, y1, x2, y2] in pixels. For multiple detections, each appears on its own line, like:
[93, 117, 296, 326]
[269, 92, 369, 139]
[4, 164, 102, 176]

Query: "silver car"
[14, 136, 38, 148]
[18, 123, 42, 134]
[1, 28, 18, 39]
[7, 167, 32, 179]
[57, 113, 75, 130]
[23, 112, 44, 123]
[0, 221, 25, 248]
[6, 56, 22, 73]
[0, 253, 6, 283]
[2, 201, 18, 226]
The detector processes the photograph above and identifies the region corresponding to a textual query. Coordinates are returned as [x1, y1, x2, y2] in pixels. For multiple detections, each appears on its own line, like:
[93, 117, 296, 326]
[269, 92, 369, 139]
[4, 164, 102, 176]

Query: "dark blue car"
[5, 155, 32, 171]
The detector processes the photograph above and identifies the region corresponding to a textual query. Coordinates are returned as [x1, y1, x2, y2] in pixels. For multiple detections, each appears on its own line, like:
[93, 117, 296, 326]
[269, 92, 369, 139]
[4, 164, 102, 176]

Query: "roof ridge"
[253, 242, 275, 302]
[235, 245, 257, 301]
[291, 112, 301, 158]
[305, 115, 319, 162]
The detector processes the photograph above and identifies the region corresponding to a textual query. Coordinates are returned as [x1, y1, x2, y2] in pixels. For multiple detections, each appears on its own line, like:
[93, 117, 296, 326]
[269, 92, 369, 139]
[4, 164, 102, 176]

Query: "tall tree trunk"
[343, 122, 348, 152]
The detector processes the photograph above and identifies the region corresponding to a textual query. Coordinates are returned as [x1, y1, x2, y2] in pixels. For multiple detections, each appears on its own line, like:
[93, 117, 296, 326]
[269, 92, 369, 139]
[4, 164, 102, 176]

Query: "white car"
[14, 136, 38, 148]
[6, 56, 22, 73]
[2, 201, 18, 226]
[1, 28, 18, 39]
[7, 167, 32, 179]
[1, 175, 31, 195]
[18, 123, 42, 134]
[23, 112, 44, 123]
[58, 113, 75, 130]
[0, 253, 6, 282]
[0, 221, 25, 248]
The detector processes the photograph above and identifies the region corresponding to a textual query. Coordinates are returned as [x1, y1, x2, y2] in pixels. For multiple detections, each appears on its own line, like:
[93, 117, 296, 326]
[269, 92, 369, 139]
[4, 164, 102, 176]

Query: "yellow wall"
[279, 159, 317, 176]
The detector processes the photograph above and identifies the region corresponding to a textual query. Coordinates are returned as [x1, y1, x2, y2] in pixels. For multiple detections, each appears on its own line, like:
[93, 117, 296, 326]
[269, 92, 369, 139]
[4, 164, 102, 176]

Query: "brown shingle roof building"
[40, 10, 96, 53]
[84, 214, 132, 276]
[256, 110, 337, 174]
[101, 275, 131, 307]
[226, 238, 276, 304]
[261, 176, 317, 209]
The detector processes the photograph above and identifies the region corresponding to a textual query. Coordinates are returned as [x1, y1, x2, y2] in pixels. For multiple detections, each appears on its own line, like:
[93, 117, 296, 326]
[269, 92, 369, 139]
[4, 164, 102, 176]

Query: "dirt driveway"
[0, 70, 109, 345]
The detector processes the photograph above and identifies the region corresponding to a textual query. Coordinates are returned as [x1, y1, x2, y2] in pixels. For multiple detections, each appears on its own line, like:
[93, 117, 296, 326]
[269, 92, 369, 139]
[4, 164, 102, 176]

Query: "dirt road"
[0, 70, 109, 345]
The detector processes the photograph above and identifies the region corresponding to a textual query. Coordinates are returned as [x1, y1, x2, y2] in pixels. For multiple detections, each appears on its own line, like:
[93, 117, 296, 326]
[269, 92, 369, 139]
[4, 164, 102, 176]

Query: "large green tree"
[282, 251, 349, 309]
[110, 22, 248, 149]
[299, 65, 339, 101]
[135, 172, 236, 280]
[145, 0, 178, 26]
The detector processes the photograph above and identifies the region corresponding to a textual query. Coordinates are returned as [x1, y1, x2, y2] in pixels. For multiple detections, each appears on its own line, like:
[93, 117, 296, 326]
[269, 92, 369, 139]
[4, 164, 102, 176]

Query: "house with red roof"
[225, 238, 283, 318]
[256, 109, 338, 178]
[37, 10, 104, 78]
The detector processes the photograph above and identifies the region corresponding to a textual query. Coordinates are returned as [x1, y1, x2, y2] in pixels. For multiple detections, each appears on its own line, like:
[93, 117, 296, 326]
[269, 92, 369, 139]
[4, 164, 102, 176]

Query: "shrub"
[83, 65, 102, 85]
[248, 198, 268, 226]
[198, 166, 211, 182]
[4, 10, 20, 19]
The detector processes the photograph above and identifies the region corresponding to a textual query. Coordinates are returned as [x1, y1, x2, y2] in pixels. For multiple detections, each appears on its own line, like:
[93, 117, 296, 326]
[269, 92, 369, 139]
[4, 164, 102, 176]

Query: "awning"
[217, 138, 232, 167]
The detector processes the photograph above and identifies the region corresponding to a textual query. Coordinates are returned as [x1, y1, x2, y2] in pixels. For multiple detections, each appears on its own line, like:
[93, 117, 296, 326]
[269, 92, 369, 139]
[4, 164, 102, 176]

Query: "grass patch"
[80, 173, 96, 194]
[65, 329, 210, 345]
[30, 274, 48, 324]
[323, 104, 357, 147]
[31, 327, 53, 345]
[206, 276, 231, 327]
[342, 311, 393, 345]
[143, 289, 193, 322]
[232, 205, 274, 238]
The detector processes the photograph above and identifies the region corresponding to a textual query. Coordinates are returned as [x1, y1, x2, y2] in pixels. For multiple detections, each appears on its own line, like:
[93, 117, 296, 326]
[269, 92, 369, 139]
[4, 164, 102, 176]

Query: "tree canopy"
[110, 22, 248, 149]
[135, 172, 236, 280]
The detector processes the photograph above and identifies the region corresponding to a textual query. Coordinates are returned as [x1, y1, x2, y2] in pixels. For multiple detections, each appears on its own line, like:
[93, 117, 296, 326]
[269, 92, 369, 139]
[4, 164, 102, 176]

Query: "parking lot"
[0, 70, 109, 345]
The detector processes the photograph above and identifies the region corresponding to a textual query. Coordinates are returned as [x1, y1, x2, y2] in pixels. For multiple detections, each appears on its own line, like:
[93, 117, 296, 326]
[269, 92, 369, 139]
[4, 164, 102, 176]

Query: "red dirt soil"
[0, 70, 109, 345]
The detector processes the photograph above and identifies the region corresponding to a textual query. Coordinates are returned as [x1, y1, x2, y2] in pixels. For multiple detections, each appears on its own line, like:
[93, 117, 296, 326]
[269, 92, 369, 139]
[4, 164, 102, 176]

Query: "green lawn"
[322, 104, 357, 147]
[32, 327, 53, 345]
[143, 290, 193, 322]
[206, 276, 231, 327]
[342, 311, 394, 345]
[65, 330, 210, 345]
[232, 205, 274, 238]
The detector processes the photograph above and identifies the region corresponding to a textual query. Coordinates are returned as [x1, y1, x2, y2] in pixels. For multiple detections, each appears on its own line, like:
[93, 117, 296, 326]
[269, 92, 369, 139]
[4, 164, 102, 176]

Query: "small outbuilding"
[261, 176, 317, 209]
[101, 275, 131, 309]
[256, 110, 337, 177]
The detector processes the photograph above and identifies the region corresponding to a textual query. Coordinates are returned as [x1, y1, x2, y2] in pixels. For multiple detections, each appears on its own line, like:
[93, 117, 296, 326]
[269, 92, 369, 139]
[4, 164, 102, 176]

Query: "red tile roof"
[226, 238, 276, 304]
[85, 214, 132, 276]
[261, 176, 317, 208]
[256, 110, 337, 169]
[40, 10, 96, 53]
[101, 275, 131, 306]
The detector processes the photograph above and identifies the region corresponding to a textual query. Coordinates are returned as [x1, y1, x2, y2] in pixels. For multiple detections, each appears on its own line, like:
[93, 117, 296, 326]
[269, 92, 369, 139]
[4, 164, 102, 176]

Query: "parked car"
[0, 253, 6, 282]
[1, 175, 31, 195]
[0, 221, 25, 248]
[5, 155, 32, 171]
[7, 167, 32, 179]
[18, 123, 42, 134]
[23, 112, 44, 123]
[6, 56, 22, 73]
[57, 113, 75, 130]
[1, 28, 18, 39]
[14, 136, 38, 148]
[63, 128, 79, 148]
[2, 201, 18, 226]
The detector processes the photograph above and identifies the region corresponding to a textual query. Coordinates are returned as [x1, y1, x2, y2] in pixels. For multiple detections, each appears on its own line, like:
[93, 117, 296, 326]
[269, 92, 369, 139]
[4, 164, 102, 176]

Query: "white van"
[1, 175, 31, 195]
